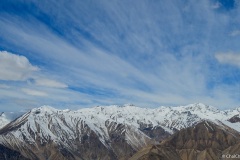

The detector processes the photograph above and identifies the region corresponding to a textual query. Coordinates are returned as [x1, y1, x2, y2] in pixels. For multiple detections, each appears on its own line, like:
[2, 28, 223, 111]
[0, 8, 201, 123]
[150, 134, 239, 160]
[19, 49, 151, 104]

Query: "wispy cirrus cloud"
[215, 53, 240, 67]
[230, 30, 240, 37]
[21, 88, 47, 97]
[0, 0, 239, 110]
[35, 78, 68, 88]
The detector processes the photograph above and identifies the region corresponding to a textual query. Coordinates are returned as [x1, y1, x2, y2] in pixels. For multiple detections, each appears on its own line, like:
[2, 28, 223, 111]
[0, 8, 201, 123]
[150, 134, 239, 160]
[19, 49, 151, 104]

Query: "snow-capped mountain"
[0, 103, 239, 160]
[130, 120, 240, 160]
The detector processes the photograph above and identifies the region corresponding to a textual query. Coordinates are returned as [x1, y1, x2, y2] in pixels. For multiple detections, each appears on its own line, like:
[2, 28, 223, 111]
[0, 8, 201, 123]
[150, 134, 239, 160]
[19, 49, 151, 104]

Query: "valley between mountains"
[0, 103, 240, 160]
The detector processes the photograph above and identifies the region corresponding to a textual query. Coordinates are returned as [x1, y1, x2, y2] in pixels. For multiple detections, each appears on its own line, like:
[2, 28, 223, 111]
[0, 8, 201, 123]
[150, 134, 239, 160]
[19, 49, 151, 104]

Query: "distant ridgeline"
[0, 103, 240, 160]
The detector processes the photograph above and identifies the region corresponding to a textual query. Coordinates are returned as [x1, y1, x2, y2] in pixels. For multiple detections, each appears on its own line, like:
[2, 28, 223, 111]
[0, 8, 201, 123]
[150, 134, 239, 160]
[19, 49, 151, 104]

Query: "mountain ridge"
[0, 103, 239, 159]
[130, 120, 240, 160]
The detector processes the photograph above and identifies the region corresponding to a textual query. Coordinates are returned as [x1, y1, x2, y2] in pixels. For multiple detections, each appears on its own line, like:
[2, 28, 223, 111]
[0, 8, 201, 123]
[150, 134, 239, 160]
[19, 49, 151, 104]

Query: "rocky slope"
[0, 103, 239, 159]
[130, 120, 240, 160]
[0, 144, 29, 160]
[0, 106, 153, 160]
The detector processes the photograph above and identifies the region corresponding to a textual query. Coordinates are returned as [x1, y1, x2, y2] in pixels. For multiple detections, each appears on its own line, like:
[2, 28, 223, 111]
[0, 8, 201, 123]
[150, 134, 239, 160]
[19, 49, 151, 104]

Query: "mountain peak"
[184, 103, 219, 112]
[31, 105, 57, 114]
[0, 103, 240, 160]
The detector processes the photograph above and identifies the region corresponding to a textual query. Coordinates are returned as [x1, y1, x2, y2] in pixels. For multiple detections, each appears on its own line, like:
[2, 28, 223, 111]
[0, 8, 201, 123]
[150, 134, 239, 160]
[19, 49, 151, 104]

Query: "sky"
[0, 0, 240, 111]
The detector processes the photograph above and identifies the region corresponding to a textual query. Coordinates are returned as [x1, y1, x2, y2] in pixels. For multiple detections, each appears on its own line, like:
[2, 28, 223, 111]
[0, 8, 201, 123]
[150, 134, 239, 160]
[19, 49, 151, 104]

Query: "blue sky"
[0, 0, 240, 111]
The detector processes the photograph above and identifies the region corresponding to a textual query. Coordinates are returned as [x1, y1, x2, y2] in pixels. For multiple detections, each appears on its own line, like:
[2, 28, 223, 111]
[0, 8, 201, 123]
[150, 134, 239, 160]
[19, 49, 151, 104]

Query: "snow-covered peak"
[31, 105, 58, 113]
[2, 103, 240, 137]
[179, 103, 220, 114]
[28, 105, 71, 117]
[226, 107, 240, 115]
[1, 102, 240, 157]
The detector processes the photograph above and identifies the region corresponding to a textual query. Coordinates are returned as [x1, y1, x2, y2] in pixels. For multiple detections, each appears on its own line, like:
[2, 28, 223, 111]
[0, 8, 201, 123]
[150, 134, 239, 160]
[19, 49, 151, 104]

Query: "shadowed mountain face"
[228, 114, 240, 123]
[130, 121, 240, 160]
[0, 144, 29, 160]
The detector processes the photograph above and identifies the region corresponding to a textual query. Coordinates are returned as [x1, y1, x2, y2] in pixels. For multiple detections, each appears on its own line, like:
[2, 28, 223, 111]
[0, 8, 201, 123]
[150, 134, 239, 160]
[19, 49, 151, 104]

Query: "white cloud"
[35, 78, 68, 88]
[0, 84, 10, 89]
[0, 51, 39, 81]
[0, 0, 240, 109]
[0, 50, 68, 87]
[215, 53, 240, 67]
[230, 30, 240, 37]
[22, 88, 47, 96]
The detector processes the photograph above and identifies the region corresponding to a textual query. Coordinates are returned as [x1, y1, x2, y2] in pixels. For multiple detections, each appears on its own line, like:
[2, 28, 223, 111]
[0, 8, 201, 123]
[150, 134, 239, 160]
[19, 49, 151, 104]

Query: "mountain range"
[0, 103, 239, 160]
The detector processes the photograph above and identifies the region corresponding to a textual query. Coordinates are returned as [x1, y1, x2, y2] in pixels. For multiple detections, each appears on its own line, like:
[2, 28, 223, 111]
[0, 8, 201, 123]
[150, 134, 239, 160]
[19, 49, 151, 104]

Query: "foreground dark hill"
[130, 121, 240, 160]
[0, 144, 29, 160]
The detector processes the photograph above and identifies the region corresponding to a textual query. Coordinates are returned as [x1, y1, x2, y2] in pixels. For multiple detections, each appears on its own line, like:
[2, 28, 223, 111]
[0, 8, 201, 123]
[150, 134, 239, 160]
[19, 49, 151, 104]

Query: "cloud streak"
[22, 88, 47, 96]
[35, 78, 67, 88]
[215, 53, 240, 67]
[0, 0, 239, 110]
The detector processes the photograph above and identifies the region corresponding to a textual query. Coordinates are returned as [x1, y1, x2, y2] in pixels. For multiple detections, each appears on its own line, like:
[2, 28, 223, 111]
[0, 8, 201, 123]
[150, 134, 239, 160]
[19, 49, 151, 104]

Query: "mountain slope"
[130, 120, 240, 160]
[0, 103, 239, 159]
[0, 144, 29, 160]
[129, 145, 181, 160]
[0, 106, 153, 159]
